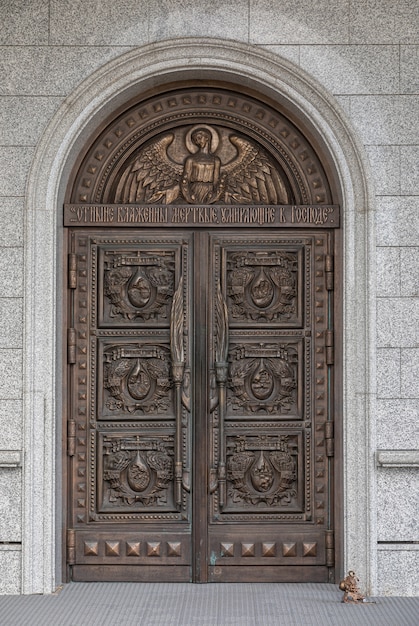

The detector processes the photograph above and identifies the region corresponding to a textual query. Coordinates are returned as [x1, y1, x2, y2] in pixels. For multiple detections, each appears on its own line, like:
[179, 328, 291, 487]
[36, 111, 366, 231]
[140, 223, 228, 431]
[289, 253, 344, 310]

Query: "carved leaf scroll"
[170, 275, 184, 367]
[215, 282, 229, 365]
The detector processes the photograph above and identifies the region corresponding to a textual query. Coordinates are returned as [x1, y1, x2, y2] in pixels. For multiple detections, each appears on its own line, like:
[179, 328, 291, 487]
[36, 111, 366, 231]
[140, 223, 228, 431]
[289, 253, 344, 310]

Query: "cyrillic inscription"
[64, 204, 339, 228]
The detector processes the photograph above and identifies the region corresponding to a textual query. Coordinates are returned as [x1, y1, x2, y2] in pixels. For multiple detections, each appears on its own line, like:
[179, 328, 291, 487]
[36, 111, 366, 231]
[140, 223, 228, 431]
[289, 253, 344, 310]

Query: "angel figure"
[180, 127, 225, 204]
[114, 124, 290, 205]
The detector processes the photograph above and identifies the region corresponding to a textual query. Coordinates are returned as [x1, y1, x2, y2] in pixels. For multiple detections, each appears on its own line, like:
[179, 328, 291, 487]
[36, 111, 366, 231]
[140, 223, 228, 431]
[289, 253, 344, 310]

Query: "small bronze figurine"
[339, 570, 365, 603]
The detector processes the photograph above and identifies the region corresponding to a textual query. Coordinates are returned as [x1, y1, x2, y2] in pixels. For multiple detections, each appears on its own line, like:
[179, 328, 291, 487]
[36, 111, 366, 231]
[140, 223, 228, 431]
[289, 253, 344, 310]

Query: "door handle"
[171, 276, 185, 508]
[214, 282, 229, 508]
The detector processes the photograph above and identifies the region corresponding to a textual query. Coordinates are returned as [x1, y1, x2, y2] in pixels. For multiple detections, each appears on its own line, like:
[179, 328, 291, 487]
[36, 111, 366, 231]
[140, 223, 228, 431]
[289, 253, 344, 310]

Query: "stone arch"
[23, 38, 376, 593]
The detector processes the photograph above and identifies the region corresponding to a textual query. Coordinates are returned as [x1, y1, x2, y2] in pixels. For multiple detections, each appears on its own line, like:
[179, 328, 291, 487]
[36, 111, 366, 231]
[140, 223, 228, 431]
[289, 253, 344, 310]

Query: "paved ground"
[0, 583, 418, 626]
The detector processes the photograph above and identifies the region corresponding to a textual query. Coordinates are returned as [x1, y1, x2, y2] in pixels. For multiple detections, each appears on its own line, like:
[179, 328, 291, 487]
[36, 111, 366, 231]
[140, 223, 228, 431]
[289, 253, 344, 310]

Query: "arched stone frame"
[23, 38, 376, 594]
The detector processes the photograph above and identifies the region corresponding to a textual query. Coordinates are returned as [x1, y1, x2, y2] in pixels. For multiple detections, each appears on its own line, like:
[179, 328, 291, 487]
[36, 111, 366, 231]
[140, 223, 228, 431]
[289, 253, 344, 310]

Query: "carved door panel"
[67, 231, 193, 581]
[203, 232, 334, 582]
[67, 228, 335, 582]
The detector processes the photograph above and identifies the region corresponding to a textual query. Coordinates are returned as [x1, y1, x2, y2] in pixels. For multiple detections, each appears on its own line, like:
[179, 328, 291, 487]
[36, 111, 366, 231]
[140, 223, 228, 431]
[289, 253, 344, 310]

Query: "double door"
[66, 228, 335, 582]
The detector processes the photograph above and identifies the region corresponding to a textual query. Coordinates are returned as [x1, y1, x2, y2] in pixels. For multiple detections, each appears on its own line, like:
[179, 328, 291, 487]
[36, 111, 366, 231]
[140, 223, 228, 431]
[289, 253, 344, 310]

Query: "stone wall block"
[50, 0, 148, 45]
[0, 400, 23, 450]
[0, 199, 24, 247]
[377, 548, 419, 596]
[250, 0, 350, 45]
[350, 96, 419, 145]
[0, 350, 22, 400]
[364, 146, 400, 196]
[400, 248, 419, 297]
[0, 97, 63, 146]
[0, 148, 34, 196]
[0, 548, 21, 594]
[376, 399, 419, 449]
[350, 0, 419, 44]
[149, 0, 248, 42]
[0, 47, 132, 96]
[300, 45, 399, 95]
[377, 468, 419, 541]
[0, 0, 48, 46]
[259, 45, 300, 65]
[0, 468, 22, 542]
[0, 299, 23, 349]
[401, 348, 419, 397]
[400, 146, 419, 195]
[0, 248, 23, 299]
[377, 299, 419, 348]
[376, 197, 419, 247]
[376, 247, 400, 298]
[401, 45, 419, 93]
[376, 348, 401, 398]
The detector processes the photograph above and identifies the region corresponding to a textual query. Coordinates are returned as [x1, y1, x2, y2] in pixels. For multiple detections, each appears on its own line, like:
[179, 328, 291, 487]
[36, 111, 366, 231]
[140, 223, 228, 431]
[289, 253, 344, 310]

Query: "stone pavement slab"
[0, 582, 418, 626]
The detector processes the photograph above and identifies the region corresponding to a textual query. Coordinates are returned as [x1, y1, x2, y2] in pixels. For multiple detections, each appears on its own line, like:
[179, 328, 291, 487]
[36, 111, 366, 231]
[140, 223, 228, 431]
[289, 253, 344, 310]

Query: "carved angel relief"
[114, 125, 290, 205]
[102, 435, 174, 508]
[226, 435, 297, 507]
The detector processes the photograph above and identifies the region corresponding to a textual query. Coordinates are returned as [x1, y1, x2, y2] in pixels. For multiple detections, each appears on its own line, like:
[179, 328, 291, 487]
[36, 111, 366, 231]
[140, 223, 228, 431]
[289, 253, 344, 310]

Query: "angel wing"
[115, 134, 183, 204]
[222, 135, 290, 205]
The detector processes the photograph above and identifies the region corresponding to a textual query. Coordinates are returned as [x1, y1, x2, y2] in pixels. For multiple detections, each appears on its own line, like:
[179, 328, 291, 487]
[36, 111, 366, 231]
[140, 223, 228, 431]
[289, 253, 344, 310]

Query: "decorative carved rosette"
[227, 250, 298, 323]
[103, 344, 172, 415]
[102, 435, 174, 508]
[228, 343, 298, 414]
[103, 251, 175, 322]
[226, 435, 297, 507]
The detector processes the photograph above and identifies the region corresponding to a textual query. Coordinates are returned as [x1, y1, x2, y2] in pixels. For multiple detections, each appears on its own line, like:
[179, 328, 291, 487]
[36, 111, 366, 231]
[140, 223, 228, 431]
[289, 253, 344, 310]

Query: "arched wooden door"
[64, 86, 341, 582]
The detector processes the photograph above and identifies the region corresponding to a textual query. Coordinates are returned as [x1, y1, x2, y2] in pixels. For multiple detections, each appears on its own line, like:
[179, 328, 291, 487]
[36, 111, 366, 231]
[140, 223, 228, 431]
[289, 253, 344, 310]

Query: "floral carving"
[103, 345, 172, 414]
[102, 435, 174, 507]
[227, 250, 297, 322]
[103, 251, 175, 321]
[226, 435, 297, 506]
[228, 343, 297, 414]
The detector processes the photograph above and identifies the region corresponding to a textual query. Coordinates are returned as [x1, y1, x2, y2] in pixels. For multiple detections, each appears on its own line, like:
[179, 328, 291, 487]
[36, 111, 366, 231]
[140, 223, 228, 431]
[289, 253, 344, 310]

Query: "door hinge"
[67, 529, 76, 565]
[67, 328, 76, 364]
[325, 530, 334, 567]
[68, 253, 77, 289]
[325, 329, 334, 365]
[325, 254, 334, 291]
[325, 421, 334, 457]
[67, 420, 76, 456]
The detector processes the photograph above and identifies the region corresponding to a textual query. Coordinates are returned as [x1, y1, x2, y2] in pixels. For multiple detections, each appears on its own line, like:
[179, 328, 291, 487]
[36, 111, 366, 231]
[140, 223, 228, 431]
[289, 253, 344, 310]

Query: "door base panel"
[72, 564, 329, 583]
[208, 566, 329, 583]
[72, 565, 191, 582]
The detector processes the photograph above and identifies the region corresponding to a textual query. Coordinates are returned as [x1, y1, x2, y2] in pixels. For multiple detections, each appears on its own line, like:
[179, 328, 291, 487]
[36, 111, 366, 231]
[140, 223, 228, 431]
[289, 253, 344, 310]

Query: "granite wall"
[0, 0, 418, 595]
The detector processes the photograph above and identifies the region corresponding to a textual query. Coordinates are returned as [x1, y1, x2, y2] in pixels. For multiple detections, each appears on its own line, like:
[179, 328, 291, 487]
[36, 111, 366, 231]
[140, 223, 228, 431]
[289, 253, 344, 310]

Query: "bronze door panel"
[67, 231, 193, 581]
[203, 232, 333, 581]
[67, 228, 335, 582]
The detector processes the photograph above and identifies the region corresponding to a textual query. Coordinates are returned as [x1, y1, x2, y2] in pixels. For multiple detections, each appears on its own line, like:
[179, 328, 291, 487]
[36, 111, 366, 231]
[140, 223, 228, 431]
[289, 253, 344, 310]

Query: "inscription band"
[64, 204, 340, 228]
